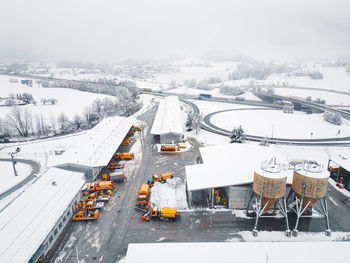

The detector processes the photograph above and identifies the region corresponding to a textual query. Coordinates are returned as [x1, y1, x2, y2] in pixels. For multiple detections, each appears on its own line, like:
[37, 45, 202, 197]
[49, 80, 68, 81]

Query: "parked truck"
[107, 161, 125, 170]
[83, 181, 114, 195]
[121, 137, 134, 146]
[136, 184, 151, 211]
[73, 208, 99, 221]
[160, 144, 187, 152]
[141, 206, 180, 222]
[102, 172, 127, 183]
[152, 172, 173, 184]
[115, 152, 134, 160]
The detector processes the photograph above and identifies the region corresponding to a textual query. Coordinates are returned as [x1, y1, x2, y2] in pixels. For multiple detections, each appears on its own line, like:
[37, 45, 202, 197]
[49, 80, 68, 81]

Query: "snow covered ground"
[0, 161, 32, 194]
[0, 75, 116, 120]
[267, 66, 350, 93]
[150, 178, 188, 209]
[210, 109, 350, 139]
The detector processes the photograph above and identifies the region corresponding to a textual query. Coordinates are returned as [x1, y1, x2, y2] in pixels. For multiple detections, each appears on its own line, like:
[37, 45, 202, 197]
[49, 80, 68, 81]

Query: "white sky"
[0, 0, 349, 62]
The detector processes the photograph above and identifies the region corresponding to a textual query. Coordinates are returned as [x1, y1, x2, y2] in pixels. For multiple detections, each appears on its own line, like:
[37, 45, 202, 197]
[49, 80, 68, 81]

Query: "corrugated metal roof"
[151, 96, 184, 136]
[0, 168, 85, 263]
[51, 116, 134, 168]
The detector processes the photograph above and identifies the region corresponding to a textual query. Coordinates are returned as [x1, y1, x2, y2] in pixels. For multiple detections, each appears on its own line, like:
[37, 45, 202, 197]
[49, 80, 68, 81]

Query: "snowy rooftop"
[186, 144, 292, 191]
[0, 167, 85, 263]
[125, 242, 350, 263]
[150, 96, 184, 136]
[330, 153, 350, 172]
[52, 116, 134, 168]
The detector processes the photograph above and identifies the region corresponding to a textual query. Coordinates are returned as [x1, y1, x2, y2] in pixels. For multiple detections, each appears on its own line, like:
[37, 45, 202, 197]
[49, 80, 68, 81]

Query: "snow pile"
[237, 231, 350, 242]
[150, 177, 188, 209]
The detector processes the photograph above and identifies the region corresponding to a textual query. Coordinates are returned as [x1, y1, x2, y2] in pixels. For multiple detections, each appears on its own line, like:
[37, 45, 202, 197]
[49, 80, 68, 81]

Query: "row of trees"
[0, 97, 142, 142]
[183, 77, 223, 91]
[219, 85, 244, 96]
[228, 62, 295, 80]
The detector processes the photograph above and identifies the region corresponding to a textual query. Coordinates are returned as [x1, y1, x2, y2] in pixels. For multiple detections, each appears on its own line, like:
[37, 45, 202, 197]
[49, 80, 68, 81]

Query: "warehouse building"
[328, 154, 350, 191]
[0, 167, 85, 263]
[52, 116, 135, 180]
[151, 96, 184, 144]
[185, 144, 293, 209]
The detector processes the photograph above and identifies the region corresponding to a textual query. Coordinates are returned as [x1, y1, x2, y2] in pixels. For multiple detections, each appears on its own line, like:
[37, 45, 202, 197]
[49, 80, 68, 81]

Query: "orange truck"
[121, 137, 134, 146]
[161, 145, 177, 152]
[73, 208, 99, 221]
[136, 184, 151, 211]
[84, 181, 114, 194]
[142, 206, 180, 222]
[115, 152, 134, 160]
[102, 172, 127, 183]
[152, 172, 173, 184]
[108, 161, 125, 169]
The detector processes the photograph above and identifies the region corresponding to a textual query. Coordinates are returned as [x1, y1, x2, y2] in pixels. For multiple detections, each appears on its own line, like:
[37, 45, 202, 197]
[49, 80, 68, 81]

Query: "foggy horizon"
[1, 0, 350, 63]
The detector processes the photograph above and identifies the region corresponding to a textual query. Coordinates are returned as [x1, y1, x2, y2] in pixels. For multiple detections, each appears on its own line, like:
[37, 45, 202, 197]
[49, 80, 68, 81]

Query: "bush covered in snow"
[323, 111, 342, 125]
[219, 85, 244, 96]
[228, 62, 294, 80]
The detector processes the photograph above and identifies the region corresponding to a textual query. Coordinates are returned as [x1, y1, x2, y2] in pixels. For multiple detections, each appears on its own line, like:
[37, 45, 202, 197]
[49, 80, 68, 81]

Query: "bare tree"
[6, 107, 32, 137]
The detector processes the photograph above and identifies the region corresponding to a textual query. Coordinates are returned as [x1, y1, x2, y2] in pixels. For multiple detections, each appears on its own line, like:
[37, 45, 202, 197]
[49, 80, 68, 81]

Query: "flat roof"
[0, 167, 85, 263]
[330, 154, 350, 172]
[151, 96, 184, 136]
[186, 144, 292, 191]
[52, 116, 134, 168]
[125, 242, 350, 263]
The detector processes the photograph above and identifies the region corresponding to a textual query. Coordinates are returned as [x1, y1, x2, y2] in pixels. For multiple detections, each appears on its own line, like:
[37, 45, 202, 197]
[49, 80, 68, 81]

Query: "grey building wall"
[55, 164, 102, 181]
[160, 133, 183, 144]
[228, 185, 252, 209]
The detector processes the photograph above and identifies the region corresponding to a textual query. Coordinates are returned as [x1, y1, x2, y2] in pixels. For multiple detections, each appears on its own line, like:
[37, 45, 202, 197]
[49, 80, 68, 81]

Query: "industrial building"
[185, 144, 293, 209]
[150, 96, 184, 144]
[51, 116, 135, 180]
[0, 167, 85, 263]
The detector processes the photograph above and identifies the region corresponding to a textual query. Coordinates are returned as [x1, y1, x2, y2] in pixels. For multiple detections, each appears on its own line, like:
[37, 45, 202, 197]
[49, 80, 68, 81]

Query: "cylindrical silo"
[253, 158, 288, 210]
[292, 162, 329, 210]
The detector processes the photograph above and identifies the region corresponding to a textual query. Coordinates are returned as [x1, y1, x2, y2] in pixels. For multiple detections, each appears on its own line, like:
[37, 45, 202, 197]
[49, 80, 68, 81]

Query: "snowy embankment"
[150, 178, 188, 210]
[0, 161, 32, 194]
[210, 109, 350, 139]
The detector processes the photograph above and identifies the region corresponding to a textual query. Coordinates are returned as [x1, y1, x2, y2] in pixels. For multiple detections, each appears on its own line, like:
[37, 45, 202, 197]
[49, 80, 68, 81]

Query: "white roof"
[125, 242, 350, 263]
[151, 96, 184, 136]
[52, 116, 134, 168]
[0, 167, 85, 263]
[330, 153, 350, 172]
[186, 144, 292, 191]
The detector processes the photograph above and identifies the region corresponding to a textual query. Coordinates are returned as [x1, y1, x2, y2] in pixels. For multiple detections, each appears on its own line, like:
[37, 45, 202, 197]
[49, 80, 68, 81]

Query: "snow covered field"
[267, 67, 350, 93]
[0, 75, 116, 120]
[210, 109, 350, 139]
[0, 161, 32, 194]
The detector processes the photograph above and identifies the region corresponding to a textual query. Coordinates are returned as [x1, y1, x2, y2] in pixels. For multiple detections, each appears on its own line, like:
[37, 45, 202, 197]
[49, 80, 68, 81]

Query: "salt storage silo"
[287, 161, 331, 237]
[246, 157, 290, 237]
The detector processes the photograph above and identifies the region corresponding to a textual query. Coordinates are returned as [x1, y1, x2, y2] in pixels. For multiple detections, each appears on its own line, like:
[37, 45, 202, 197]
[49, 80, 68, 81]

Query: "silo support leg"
[277, 198, 290, 237]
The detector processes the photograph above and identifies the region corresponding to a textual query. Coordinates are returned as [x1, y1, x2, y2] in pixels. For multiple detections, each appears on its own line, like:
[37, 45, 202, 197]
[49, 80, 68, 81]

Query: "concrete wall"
[228, 185, 252, 209]
[160, 133, 183, 144]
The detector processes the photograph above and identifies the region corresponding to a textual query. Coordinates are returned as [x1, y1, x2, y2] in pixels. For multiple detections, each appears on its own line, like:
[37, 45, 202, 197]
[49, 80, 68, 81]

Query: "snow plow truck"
[142, 206, 180, 222]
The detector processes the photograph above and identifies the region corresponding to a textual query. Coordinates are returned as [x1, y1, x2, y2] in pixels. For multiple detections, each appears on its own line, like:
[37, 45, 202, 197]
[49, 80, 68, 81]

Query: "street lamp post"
[10, 147, 21, 177]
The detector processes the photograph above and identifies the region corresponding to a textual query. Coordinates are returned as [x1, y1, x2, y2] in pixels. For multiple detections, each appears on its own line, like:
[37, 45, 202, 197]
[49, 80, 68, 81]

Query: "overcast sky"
[0, 0, 349, 63]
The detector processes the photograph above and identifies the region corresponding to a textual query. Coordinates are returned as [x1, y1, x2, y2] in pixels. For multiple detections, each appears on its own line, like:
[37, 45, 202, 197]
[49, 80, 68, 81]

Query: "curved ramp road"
[0, 158, 40, 201]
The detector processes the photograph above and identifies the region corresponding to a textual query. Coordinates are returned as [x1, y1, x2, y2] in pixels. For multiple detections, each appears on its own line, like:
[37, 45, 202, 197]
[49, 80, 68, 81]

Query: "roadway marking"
[328, 196, 338, 206]
[115, 185, 137, 208]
